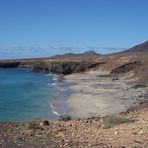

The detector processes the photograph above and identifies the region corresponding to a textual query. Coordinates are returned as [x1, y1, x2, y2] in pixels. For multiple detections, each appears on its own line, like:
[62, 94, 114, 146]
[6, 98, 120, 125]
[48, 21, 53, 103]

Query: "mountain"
[83, 50, 99, 55]
[51, 50, 100, 58]
[123, 41, 148, 53]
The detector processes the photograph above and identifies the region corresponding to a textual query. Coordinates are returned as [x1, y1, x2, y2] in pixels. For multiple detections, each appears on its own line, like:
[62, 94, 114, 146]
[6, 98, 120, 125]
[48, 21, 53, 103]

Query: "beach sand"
[63, 73, 147, 119]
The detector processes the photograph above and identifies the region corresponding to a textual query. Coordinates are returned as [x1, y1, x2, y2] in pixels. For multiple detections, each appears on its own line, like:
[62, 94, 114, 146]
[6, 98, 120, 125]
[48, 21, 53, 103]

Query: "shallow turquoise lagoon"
[0, 68, 58, 121]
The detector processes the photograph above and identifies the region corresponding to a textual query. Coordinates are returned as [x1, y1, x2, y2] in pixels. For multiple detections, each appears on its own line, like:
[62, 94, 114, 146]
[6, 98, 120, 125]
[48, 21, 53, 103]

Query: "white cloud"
[0, 45, 126, 60]
[49, 46, 80, 52]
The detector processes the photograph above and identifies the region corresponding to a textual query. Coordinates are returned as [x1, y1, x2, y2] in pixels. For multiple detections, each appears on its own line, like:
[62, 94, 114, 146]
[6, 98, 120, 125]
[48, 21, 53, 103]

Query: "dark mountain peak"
[62, 53, 75, 56]
[83, 50, 98, 55]
[123, 41, 148, 53]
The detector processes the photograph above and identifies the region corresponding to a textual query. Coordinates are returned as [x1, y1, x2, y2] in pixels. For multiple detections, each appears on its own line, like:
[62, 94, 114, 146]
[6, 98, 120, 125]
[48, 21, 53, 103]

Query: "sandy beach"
[64, 73, 147, 119]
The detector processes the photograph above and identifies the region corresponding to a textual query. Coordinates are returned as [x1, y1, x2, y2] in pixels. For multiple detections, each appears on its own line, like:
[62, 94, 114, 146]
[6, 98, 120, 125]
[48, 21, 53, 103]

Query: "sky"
[0, 0, 148, 59]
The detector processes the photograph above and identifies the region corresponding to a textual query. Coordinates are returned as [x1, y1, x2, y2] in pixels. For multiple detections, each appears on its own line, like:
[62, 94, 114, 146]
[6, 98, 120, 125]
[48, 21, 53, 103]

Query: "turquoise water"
[0, 68, 58, 121]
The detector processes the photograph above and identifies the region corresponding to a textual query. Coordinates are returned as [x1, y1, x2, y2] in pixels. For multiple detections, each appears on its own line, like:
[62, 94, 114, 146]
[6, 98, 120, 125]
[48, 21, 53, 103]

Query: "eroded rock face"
[48, 61, 88, 74]
[31, 61, 89, 75]
[0, 52, 148, 85]
[0, 59, 90, 74]
[30, 61, 49, 73]
[110, 61, 142, 74]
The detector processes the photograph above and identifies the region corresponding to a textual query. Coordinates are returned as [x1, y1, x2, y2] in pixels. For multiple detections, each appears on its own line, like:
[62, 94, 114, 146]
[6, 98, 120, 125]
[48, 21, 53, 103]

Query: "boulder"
[59, 114, 71, 121]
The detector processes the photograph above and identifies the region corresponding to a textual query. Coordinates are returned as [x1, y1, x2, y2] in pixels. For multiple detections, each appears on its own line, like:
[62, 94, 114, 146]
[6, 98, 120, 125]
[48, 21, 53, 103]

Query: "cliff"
[0, 52, 148, 85]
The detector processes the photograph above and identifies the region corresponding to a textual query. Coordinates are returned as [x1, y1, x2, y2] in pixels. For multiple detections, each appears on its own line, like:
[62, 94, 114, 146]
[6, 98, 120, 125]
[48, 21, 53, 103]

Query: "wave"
[53, 77, 58, 81]
[44, 73, 53, 76]
[50, 103, 60, 116]
[51, 83, 56, 86]
[54, 85, 68, 92]
[49, 75, 71, 118]
[47, 82, 56, 87]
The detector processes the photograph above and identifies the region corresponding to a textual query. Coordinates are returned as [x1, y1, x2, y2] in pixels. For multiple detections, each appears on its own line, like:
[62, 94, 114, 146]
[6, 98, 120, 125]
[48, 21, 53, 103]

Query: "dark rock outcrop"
[31, 61, 89, 75]
[112, 78, 119, 81]
[111, 61, 142, 74]
[0, 50, 102, 74]
[131, 84, 147, 89]
[43, 120, 50, 126]
[0, 59, 91, 75]
[0, 61, 21, 68]
[59, 114, 72, 121]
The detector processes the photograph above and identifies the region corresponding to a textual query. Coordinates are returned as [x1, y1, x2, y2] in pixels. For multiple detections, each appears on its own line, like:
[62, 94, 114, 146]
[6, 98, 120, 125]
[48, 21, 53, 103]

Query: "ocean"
[0, 68, 61, 121]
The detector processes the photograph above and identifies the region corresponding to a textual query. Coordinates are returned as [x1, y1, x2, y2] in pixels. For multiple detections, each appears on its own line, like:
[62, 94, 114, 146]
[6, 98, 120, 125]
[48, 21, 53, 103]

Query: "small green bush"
[103, 116, 134, 129]
[28, 119, 41, 130]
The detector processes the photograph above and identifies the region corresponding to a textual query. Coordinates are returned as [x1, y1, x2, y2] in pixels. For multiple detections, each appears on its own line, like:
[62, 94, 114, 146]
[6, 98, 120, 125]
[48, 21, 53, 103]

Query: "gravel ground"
[0, 104, 148, 148]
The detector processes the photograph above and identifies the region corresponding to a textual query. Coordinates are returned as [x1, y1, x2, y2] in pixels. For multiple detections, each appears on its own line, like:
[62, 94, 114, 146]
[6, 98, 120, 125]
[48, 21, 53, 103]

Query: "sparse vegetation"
[28, 119, 41, 130]
[103, 116, 134, 129]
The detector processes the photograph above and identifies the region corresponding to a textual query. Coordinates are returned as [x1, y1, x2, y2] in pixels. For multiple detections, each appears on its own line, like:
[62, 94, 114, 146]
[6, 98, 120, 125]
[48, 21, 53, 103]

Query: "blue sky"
[0, 0, 148, 59]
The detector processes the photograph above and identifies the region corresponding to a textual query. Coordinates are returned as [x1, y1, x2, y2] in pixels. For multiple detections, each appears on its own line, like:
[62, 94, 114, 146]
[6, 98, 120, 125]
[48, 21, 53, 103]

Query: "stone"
[19, 137, 25, 141]
[131, 84, 146, 89]
[43, 120, 50, 126]
[59, 114, 71, 121]
[112, 78, 119, 81]
[139, 130, 144, 135]
[132, 132, 137, 135]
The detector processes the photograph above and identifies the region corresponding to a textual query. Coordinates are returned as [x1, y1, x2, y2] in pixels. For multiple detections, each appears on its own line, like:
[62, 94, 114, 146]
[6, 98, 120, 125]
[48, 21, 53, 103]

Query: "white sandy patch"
[64, 73, 146, 119]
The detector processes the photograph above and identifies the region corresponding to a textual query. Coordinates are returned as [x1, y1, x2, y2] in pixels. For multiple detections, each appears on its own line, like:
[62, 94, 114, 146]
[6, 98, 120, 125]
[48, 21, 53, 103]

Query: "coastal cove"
[0, 0, 148, 146]
[0, 68, 62, 121]
[0, 43, 148, 146]
[0, 50, 148, 121]
[1, 68, 147, 122]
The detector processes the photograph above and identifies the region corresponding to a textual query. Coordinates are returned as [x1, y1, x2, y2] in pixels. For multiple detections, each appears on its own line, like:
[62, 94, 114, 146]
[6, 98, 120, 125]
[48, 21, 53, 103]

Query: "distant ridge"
[83, 50, 99, 55]
[52, 50, 101, 58]
[123, 41, 148, 53]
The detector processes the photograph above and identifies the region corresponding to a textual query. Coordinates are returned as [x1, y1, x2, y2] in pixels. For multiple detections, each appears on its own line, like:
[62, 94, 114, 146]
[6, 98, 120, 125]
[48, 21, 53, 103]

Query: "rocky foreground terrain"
[0, 41, 148, 147]
[0, 104, 148, 147]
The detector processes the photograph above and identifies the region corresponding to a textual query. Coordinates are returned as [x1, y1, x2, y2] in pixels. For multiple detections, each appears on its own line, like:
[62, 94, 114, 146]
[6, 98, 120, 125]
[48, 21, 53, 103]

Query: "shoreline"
[50, 74, 73, 118]
[0, 68, 147, 121]
[0, 43, 148, 146]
